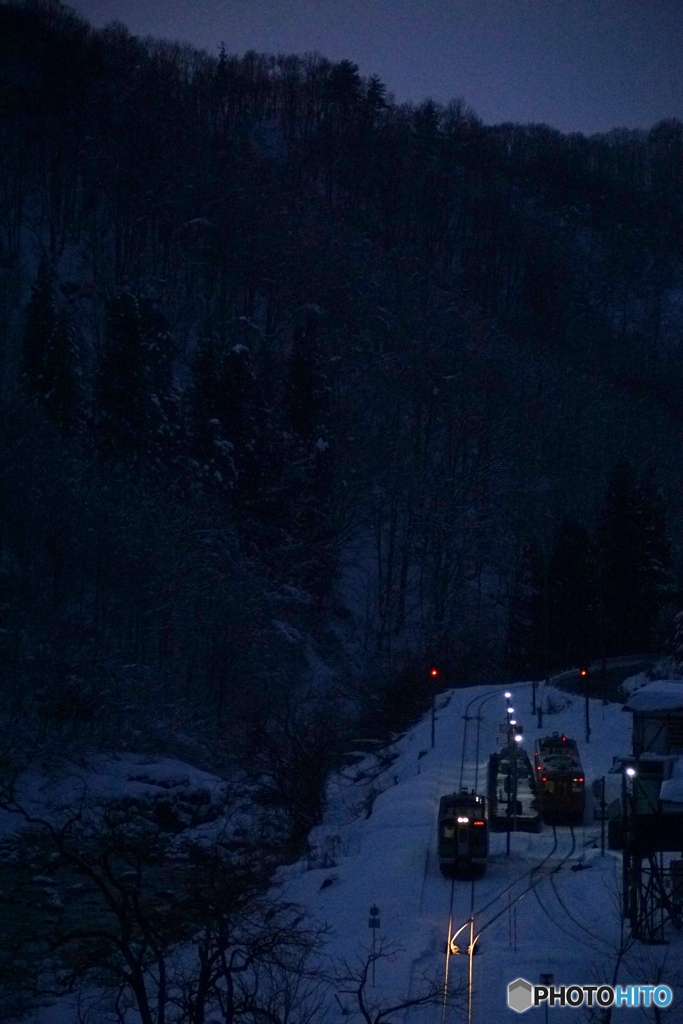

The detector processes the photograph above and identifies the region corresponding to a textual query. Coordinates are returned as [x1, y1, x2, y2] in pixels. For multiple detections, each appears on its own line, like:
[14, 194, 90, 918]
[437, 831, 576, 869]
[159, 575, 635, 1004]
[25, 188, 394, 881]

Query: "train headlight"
[457, 816, 469, 823]
[514, 734, 523, 743]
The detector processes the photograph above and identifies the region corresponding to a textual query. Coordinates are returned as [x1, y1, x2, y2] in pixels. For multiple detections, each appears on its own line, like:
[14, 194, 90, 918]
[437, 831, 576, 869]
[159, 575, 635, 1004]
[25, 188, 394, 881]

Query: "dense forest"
[1, 0, 683, 1016]
[2, 0, 683, 723]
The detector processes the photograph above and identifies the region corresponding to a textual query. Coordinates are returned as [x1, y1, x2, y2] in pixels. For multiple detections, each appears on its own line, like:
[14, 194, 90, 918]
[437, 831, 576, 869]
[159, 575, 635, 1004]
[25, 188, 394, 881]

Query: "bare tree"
[334, 939, 465, 1024]
[0, 761, 326, 1024]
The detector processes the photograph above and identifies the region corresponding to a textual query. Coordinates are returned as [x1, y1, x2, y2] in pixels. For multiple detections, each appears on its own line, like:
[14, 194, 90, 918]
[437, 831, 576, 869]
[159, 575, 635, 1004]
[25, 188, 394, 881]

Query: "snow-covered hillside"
[275, 680, 682, 1022]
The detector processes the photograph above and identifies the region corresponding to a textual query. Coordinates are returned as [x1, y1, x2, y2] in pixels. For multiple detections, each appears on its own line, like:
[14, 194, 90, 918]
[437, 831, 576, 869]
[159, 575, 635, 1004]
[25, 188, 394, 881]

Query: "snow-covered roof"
[623, 681, 683, 713]
[660, 779, 683, 804]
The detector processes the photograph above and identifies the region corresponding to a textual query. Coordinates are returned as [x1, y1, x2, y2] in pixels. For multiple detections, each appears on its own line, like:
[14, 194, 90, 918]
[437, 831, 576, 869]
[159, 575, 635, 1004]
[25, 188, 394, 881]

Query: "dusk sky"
[68, 0, 682, 135]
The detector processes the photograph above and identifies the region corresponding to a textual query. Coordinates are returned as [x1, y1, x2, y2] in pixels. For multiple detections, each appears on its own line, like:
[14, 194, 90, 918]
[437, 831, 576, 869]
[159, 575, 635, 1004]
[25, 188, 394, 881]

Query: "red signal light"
[541, 776, 547, 782]
[580, 669, 587, 677]
[430, 668, 438, 677]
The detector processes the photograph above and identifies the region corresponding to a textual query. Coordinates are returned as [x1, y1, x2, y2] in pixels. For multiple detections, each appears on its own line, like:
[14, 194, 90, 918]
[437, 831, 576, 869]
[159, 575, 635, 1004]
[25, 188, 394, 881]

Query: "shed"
[623, 681, 683, 756]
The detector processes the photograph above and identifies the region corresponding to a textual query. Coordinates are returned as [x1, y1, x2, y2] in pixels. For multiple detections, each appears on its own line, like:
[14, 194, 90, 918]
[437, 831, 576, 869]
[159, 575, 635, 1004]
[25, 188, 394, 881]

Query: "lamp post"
[504, 696, 514, 856]
[622, 766, 636, 919]
[513, 731, 523, 838]
[580, 667, 591, 743]
[431, 668, 439, 748]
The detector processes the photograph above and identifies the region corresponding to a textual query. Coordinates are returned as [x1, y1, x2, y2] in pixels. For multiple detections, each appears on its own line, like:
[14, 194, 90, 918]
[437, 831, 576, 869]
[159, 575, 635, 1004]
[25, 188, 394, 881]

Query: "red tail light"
[473, 821, 485, 826]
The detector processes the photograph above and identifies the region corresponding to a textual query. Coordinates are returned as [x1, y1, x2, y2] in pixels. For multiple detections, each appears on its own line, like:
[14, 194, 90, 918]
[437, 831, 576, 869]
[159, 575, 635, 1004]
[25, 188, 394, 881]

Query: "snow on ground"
[7, 681, 682, 1022]
[0, 752, 234, 842]
[275, 679, 683, 1023]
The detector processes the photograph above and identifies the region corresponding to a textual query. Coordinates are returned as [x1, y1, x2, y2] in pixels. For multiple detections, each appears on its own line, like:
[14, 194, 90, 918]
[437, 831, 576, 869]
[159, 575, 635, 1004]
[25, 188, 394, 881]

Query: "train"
[534, 733, 586, 823]
[488, 744, 542, 831]
[437, 790, 489, 878]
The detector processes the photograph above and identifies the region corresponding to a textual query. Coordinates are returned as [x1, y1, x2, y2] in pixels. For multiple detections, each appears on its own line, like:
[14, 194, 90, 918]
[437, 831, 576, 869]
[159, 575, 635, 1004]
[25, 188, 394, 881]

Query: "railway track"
[458, 686, 517, 795]
[439, 683, 598, 1022]
[534, 827, 613, 952]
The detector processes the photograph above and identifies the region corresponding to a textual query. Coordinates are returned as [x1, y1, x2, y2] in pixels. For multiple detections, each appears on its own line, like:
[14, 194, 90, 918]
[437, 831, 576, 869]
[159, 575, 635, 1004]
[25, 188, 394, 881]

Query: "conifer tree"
[596, 462, 672, 655]
[220, 342, 267, 504]
[288, 309, 337, 602]
[43, 306, 83, 429]
[98, 293, 176, 459]
[507, 541, 545, 679]
[189, 336, 271, 504]
[21, 257, 57, 396]
[546, 517, 597, 669]
[21, 260, 83, 429]
[289, 308, 328, 440]
[365, 75, 387, 118]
